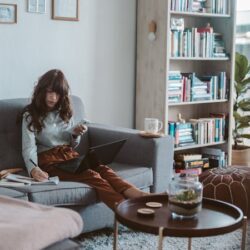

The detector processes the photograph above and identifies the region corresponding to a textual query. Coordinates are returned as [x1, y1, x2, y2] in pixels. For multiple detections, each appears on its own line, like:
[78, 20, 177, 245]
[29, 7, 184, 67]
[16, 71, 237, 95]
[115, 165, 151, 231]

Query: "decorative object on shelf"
[232, 52, 250, 166]
[28, 0, 46, 14]
[52, 0, 79, 21]
[168, 174, 203, 219]
[177, 113, 185, 123]
[148, 20, 157, 41]
[0, 3, 17, 24]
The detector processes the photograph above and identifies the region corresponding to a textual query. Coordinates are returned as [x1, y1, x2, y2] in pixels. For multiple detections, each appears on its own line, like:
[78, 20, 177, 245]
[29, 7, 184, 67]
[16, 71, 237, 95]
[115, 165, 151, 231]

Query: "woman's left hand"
[73, 124, 88, 136]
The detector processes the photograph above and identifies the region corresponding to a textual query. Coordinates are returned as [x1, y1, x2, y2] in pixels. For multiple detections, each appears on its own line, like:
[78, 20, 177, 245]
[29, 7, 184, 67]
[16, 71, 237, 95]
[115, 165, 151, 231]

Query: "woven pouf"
[199, 166, 250, 217]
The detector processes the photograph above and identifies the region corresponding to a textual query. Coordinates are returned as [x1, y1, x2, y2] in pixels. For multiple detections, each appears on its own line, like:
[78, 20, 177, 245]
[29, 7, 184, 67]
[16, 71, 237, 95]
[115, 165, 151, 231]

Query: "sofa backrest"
[0, 95, 86, 171]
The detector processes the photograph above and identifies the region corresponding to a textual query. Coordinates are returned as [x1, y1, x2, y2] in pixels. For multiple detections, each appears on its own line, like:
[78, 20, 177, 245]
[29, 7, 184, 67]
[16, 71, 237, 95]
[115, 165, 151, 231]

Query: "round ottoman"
[199, 166, 250, 217]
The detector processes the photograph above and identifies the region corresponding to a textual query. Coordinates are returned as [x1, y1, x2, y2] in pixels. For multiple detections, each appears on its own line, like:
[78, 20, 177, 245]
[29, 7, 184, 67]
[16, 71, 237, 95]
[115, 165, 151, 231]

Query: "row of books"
[171, 0, 229, 14]
[168, 71, 227, 103]
[175, 148, 227, 174]
[170, 21, 227, 58]
[168, 113, 226, 147]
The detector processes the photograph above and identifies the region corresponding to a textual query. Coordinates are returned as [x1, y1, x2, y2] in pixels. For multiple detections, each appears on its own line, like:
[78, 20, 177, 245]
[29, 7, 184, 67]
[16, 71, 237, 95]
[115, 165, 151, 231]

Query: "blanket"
[0, 195, 83, 250]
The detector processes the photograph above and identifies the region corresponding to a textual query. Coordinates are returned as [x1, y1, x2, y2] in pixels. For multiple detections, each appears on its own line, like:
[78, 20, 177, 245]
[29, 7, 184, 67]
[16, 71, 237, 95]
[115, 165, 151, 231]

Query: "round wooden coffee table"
[113, 195, 247, 250]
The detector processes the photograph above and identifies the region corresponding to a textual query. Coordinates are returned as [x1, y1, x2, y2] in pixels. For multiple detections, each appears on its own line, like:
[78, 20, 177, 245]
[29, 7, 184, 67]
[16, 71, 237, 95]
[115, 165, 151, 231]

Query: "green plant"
[233, 52, 250, 149]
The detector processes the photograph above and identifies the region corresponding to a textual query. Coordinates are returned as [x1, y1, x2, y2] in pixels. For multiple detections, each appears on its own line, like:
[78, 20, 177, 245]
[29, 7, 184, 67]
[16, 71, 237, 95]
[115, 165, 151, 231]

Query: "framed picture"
[28, 0, 46, 14]
[52, 0, 79, 21]
[0, 3, 17, 24]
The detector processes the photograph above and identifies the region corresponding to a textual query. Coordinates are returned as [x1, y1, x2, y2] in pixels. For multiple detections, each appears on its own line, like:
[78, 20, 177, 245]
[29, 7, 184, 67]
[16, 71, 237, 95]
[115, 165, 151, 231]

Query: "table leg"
[113, 216, 118, 250]
[158, 227, 164, 250]
[241, 216, 248, 250]
[188, 238, 192, 250]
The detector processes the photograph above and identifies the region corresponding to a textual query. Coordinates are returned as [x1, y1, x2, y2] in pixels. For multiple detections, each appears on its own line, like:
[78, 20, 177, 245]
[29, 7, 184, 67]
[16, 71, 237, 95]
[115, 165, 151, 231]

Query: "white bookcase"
[135, 0, 236, 164]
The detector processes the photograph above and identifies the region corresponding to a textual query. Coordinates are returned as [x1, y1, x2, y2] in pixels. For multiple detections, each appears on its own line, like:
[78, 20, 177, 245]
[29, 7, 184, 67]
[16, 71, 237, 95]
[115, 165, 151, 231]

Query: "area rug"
[77, 223, 250, 250]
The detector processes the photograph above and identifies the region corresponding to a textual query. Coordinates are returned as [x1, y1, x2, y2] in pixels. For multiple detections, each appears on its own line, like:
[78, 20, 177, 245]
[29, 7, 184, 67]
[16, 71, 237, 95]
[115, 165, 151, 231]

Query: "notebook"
[54, 139, 127, 174]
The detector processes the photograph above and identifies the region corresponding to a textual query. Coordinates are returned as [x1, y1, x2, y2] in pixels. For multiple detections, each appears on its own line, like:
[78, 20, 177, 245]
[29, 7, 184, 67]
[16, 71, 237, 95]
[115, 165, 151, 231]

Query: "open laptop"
[54, 138, 127, 174]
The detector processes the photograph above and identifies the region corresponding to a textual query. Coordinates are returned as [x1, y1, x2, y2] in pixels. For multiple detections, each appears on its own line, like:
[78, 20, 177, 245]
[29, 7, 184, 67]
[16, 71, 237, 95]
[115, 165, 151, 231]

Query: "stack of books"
[213, 33, 227, 57]
[205, 0, 229, 14]
[201, 147, 227, 168]
[170, 19, 228, 58]
[174, 153, 209, 175]
[190, 113, 226, 144]
[168, 71, 183, 103]
[170, 0, 228, 14]
[168, 71, 227, 103]
[168, 112, 226, 147]
[169, 122, 195, 147]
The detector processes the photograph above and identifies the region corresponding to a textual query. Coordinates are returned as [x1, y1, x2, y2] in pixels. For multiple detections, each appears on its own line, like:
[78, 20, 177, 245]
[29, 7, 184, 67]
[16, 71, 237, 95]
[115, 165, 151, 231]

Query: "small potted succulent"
[232, 52, 250, 166]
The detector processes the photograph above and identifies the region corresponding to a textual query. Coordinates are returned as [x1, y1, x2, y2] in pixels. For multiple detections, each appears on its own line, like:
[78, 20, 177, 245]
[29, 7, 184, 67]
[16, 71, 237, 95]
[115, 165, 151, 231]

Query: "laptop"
[54, 139, 127, 174]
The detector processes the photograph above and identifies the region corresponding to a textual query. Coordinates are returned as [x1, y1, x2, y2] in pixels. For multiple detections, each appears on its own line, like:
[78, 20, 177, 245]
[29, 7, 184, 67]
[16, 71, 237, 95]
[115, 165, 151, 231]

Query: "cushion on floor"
[199, 166, 250, 217]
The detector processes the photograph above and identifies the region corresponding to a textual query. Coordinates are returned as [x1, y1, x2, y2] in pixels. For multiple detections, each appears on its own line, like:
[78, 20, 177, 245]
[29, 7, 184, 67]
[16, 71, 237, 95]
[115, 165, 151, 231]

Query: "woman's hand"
[73, 124, 88, 136]
[31, 167, 49, 182]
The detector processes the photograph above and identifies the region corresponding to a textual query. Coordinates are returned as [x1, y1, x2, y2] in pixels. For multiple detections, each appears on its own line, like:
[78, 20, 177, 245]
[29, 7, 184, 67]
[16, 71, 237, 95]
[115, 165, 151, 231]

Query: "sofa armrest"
[87, 123, 174, 192]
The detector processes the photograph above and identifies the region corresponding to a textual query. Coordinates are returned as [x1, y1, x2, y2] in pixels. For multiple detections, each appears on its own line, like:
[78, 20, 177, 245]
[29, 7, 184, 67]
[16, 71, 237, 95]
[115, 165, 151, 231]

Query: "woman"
[22, 69, 147, 210]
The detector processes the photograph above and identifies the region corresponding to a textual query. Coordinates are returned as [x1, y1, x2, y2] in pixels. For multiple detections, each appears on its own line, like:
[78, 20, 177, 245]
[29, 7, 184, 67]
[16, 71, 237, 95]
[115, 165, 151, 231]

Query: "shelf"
[170, 11, 230, 18]
[168, 99, 228, 106]
[170, 57, 230, 61]
[174, 141, 226, 151]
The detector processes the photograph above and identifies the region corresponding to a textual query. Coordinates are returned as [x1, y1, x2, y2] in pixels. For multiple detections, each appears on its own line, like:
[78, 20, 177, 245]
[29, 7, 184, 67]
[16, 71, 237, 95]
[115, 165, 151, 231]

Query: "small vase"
[168, 174, 203, 219]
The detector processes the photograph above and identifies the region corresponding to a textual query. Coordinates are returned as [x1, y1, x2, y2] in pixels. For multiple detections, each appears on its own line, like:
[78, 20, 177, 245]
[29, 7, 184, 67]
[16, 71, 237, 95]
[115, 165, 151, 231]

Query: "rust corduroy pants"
[38, 146, 135, 210]
[40, 164, 134, 210]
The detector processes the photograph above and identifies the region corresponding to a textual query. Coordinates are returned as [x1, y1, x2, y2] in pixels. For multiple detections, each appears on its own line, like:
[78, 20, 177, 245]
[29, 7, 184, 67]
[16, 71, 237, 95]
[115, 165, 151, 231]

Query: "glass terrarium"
[168, 174, 203, 219]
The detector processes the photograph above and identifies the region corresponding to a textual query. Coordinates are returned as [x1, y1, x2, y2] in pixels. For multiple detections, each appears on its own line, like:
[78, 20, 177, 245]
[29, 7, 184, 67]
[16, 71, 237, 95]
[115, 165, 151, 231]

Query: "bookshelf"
[135, 0, 236, 165]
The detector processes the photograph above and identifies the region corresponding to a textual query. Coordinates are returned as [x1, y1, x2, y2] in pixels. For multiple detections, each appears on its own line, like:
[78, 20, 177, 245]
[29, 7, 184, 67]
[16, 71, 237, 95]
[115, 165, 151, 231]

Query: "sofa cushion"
[7, 163, 153, 206]
[9, 182, 97, 206]
[0, 187, 28, 200]
[111, 162, 153, 189]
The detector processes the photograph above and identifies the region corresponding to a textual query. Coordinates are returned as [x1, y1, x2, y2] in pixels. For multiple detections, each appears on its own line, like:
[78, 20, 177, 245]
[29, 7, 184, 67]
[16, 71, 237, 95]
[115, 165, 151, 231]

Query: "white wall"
[0, 0, 136, 128]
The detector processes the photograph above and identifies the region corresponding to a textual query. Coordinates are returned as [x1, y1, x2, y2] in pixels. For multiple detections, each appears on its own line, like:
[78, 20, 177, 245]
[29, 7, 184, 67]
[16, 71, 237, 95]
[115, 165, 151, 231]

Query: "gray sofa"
[0, 96, 174, 248]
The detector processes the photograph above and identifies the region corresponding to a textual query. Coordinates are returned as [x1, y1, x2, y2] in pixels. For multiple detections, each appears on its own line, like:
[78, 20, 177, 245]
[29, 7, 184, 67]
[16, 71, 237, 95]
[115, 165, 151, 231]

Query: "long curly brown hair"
[22, 69, 73, 132]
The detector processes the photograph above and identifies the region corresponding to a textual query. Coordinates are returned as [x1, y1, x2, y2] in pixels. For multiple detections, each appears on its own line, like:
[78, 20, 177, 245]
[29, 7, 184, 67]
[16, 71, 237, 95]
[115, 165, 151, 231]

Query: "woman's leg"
[97, 165, 149, 198]
[43, 166, 125, 210]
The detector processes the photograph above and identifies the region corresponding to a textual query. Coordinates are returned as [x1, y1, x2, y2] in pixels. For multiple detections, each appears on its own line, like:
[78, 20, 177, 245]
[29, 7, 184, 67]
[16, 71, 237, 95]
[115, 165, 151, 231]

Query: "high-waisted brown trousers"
[40, 163, 134, 210]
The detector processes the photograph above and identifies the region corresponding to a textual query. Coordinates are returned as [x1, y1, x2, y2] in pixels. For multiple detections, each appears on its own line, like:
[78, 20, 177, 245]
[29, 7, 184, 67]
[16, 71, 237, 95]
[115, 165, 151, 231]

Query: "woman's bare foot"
[123, 187, 149, 199]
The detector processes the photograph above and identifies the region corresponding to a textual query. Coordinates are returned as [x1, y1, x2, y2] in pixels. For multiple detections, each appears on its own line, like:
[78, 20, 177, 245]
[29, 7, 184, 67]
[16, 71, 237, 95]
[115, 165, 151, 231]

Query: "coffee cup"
[144, 118, 163, 134]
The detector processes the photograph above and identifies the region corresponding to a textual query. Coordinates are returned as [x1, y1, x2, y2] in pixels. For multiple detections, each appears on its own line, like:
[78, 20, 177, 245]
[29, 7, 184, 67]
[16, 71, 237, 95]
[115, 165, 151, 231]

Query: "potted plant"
[232, 52, 250, 166]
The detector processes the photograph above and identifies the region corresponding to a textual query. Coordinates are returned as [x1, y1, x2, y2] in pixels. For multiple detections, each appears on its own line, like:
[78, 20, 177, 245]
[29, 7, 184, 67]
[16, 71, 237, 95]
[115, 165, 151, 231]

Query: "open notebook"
[55, 138, 127, 174]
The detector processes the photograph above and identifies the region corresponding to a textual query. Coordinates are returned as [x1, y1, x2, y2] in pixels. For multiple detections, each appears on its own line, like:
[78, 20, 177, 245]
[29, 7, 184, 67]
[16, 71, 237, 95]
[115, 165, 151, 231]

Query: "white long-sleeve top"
[22, 111, 81, 175]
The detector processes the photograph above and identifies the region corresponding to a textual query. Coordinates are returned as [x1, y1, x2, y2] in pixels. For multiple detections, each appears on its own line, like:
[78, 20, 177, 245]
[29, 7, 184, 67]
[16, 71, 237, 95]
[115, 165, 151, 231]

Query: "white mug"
[144, 118, 163, 134]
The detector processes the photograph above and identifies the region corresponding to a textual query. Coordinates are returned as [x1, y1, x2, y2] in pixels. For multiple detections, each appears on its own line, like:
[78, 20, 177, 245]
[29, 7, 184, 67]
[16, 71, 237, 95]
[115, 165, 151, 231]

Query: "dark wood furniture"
[114, 195, 247, 250]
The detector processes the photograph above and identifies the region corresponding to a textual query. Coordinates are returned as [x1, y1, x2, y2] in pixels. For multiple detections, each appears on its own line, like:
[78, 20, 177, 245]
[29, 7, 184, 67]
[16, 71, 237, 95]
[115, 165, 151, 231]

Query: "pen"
[29, 159, 37, 167]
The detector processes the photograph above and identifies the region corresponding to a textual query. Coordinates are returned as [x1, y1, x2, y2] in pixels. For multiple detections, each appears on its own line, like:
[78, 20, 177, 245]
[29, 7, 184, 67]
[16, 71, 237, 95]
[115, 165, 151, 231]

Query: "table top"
[115, 195, 243, 237]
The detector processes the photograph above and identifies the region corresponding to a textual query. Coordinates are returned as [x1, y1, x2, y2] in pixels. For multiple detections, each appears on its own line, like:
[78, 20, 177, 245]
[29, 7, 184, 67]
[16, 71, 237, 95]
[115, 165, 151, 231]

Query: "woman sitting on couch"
[21, 69, 148, 210]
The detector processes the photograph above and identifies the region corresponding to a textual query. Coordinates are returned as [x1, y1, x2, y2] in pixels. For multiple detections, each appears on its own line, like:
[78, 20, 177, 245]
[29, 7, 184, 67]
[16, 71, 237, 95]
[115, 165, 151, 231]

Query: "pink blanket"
[0, 195, 83, 250]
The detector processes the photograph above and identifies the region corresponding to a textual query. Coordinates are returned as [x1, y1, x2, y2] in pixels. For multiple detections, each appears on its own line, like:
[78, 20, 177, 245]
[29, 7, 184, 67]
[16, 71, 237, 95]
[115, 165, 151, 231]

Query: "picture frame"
[28, 0, 46, 14]
[0, 3, 17, 24]
[52, 0, 79, 21]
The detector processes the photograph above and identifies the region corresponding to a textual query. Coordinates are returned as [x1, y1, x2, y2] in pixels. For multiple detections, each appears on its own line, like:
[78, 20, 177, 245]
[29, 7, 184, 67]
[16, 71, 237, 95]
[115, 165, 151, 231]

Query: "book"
[176, 154, 202, 161]
[0, 179, 26, 187]
[5, 174, 59, 185]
